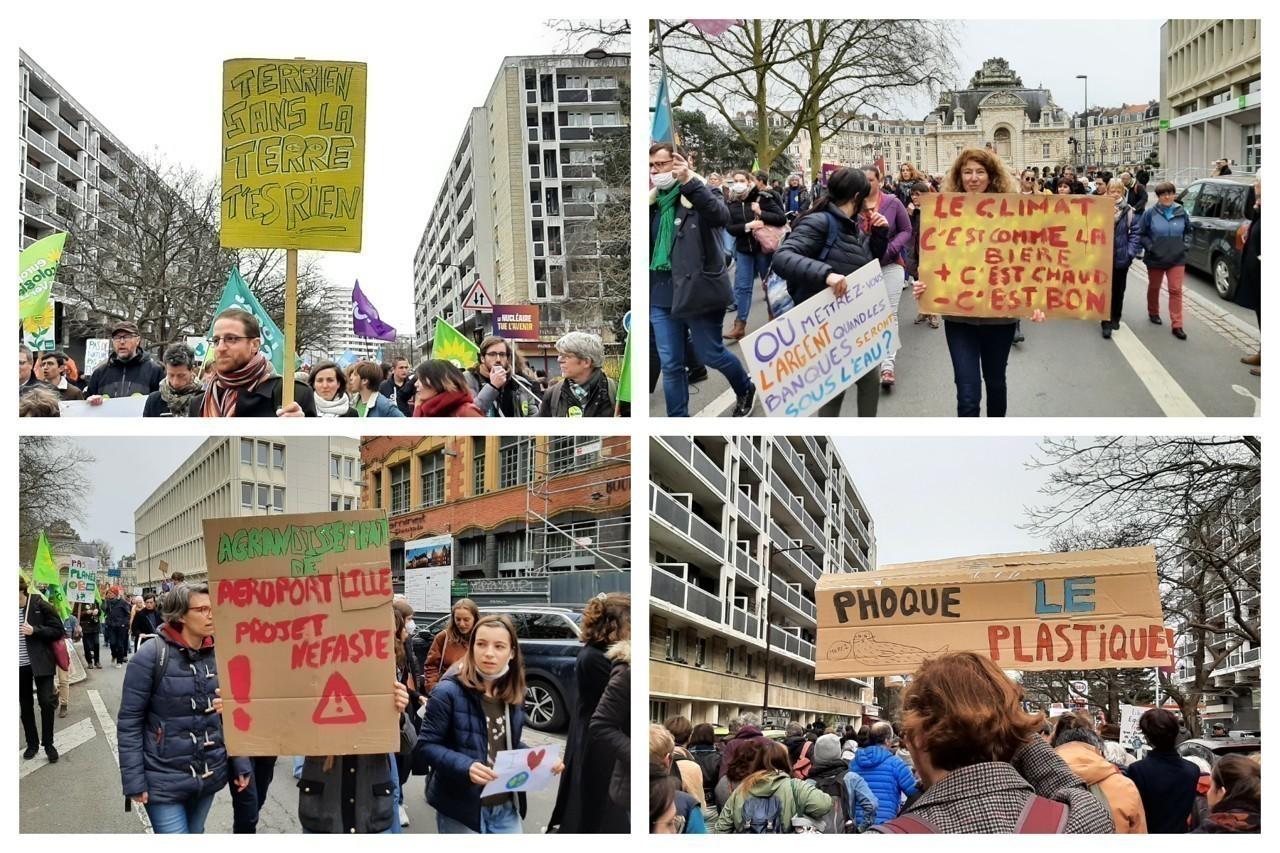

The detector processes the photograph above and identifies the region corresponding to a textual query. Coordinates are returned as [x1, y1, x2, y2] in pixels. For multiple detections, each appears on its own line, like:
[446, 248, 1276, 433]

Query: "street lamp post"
[762, 542, 816, 724]
[120, 529, 151, 589]
[1077, 75, 1088, 173]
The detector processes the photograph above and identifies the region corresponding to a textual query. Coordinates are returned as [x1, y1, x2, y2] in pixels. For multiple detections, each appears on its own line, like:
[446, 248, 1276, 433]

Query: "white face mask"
[652, 171, 677, 190]
[406, 620, 416, 635]
[479, 663, 510, 681]
[732, 182, 750, 194]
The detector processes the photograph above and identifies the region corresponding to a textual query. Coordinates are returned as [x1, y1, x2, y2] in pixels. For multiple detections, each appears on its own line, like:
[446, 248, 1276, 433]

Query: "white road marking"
[89, 688, 152, 832]
[1110, 322, 1206, 417]
[18, 718, 97, 778]
[704, 386, 739, 417]
[1232, 384, 1262, 417]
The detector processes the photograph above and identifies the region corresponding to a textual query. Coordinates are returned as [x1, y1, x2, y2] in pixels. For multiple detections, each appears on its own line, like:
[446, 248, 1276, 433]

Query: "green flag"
[208, 268, 291, 375]
[19, 233, 68, 321]
[617, 329, 632, 404]
[752, 156, 761, 173]
[95, 578, 104, 605]
[431, 319, 479, 369]
[31, 532, 69, 619]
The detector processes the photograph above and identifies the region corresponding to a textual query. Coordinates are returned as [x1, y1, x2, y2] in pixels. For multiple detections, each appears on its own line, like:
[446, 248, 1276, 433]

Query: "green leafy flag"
[19, 232, 68, 321]
[431, 319, 479, 369]
[752, 156, 761, 173]
[31, 531, 69, 619]
[617, 318, 632, 405]
[208, 268, 290, 375]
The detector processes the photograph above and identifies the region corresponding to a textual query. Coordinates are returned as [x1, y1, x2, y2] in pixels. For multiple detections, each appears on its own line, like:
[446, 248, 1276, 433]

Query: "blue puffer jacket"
[852, 745, 918, 824]
[412, 673, 528, 832]
[1137, 203, 1191, 269]
[116, 625, 250, 803]
[1113, 200, 1144, 269]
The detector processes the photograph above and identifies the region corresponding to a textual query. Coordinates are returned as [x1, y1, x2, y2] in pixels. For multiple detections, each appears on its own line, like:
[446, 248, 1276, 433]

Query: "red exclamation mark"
[228, 655, 252, 731]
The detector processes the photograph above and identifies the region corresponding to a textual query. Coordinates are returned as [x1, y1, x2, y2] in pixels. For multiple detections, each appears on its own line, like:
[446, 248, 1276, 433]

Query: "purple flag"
[352, 280, 397, 342]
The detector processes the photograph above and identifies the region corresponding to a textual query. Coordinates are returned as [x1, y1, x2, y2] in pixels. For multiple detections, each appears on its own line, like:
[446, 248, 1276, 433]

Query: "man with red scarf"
[189, 309, 315, 417]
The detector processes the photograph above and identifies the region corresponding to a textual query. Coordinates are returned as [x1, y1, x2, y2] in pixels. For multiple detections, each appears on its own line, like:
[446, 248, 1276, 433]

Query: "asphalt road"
[650, 262, 1261, 418]
[19, 642, 568, 833]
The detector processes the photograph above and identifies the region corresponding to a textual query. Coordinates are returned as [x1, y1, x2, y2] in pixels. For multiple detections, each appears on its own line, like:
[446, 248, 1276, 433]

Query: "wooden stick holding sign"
[283, 248, 297, 409]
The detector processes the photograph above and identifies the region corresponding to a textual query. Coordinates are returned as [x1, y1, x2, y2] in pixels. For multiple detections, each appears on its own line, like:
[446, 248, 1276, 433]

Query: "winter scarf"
[201, 352, 273, 417]
[313, 392, 351, 417]
[413, 389, 483, 417]
[1198, 798, 1260, 833]
[158, 378, 202, 417]
[650, 184, 682, 271]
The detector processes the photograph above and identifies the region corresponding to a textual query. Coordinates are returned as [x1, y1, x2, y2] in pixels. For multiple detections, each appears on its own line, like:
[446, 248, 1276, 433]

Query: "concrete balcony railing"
[650, 486, 726, 563]
[736, 437, 766, 480]
[733, 546, 762, 587]
[771, 575, 817, 623]
[652, 563, 723, 624]
[729, 605, 761, 640]
[769, 472, 824, 549]
[655, 435, 727, 496]
[735, 488, 763, 533]
[24, 128, 83, 178]
[770, 624, 816, 665]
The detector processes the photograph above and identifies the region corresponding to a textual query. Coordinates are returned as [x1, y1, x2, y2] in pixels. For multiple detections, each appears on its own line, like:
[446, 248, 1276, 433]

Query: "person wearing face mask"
[413, 614, 565, 833]
[1102, 177, 1144, 339]
[649, 142, 757, 417]
[912, 148, 1046, 417]
[723, 169, 787, 340]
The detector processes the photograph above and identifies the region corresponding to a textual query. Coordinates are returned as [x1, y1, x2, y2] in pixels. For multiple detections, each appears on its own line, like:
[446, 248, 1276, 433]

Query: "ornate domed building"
[923, 58, 1075, 174]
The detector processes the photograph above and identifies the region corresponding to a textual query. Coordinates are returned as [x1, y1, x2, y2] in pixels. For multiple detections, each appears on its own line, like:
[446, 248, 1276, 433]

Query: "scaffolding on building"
[525, 436, 631, 578]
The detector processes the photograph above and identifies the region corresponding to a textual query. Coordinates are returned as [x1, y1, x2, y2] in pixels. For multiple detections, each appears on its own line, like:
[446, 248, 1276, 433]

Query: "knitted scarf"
[314, 392, 351, 417]
[201, 353, 273, 417]
[158, 378, 202, 417]
[650, 184, 682, 271]
[413, 389, 481, 417]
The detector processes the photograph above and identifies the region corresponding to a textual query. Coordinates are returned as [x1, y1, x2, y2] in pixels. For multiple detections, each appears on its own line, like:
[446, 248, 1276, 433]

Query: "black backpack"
[809, 772, 851, 833]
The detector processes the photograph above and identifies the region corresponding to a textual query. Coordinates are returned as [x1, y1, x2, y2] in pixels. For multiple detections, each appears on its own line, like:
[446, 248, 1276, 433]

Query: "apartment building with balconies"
[650, 435, 877, 729]
[414, 53, 628, 367]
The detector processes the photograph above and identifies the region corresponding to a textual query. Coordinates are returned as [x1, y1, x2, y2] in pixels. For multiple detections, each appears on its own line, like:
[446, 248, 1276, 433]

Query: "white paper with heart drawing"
[479, 743, 563, 797]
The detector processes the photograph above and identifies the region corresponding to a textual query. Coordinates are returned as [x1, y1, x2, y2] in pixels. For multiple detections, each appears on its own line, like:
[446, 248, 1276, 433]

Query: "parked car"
[412, 606, 583, 732]
[1177, 736, 1261, 767]
[1175, 175, 1256, 299]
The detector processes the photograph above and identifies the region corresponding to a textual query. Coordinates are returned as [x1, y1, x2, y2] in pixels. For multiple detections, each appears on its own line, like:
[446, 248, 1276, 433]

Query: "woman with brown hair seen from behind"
[872, 652, 1113, 833]
[715, 738, 833, 832]
[1051, 712, 1146, 833]
[413, 614, 563, 833]
[913, 148, 1045, 417]
[423, 598, 479, 694]
[1190, 755, 1260, 833]
[549, 593, 631, 833]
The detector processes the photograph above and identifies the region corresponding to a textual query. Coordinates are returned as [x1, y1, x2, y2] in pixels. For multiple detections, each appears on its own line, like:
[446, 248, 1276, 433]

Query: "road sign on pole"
[462, 280, 495, 312]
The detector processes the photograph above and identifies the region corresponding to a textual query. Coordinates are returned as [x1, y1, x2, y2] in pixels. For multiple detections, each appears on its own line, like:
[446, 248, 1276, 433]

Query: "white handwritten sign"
[740, 260, 898, 417]
[480, 744, 562, 797]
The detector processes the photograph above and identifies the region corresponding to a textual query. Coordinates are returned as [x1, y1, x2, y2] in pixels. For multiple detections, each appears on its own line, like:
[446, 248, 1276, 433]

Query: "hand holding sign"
[479, 744, 564, 797]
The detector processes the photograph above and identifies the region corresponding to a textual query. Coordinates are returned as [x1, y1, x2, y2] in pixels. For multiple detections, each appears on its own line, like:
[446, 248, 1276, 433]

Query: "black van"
[1175, 175, 1256, 299]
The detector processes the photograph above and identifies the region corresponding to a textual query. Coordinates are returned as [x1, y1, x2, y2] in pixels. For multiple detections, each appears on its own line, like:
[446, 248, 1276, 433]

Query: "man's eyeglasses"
[209, 334, 255, 346]
[650, 159, 674, 173]
[111, 334, 139, 342]
[483, 350, 507, 360]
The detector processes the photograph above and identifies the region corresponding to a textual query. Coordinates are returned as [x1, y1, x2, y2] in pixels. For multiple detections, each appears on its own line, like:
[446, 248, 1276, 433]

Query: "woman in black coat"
[769, 167, 889, 417]
[548, 593, 630, 833]
[1234, 177, 1260, 373]
[589, 639, 631, 820]
[723, 169, 787, 340]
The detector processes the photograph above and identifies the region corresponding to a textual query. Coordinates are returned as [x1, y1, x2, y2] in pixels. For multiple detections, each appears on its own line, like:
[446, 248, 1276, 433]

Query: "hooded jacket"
[1137, 203, 1191, 269]
[85, 349, 164, 399]
[719, 725, 768, 780]
[412, 671, 528, 832]
[809, 757, 877, 830]
[116, 624, 251, 803]
[1055, 740, 1147, 833]
[588, 640, 631, 819]
[649, 175, 734, 317]
[548, 642, 616, 832]
[713, 770, 834, 832]
[853, 744, 918, 823]
[769, 205, 888, 305]
[104, 596, 132, 630]
[872, 738, 1114, 834]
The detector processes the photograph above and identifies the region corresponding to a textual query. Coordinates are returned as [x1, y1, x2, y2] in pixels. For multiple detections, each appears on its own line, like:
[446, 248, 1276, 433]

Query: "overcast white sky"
[51, 437, 205, 560]
[835, 437, 1052, 566]
[21, 6, 580, 333]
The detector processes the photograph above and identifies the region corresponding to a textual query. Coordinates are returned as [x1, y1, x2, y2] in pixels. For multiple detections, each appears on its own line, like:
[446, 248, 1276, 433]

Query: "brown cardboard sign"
[203, 510, 398, 755]
[816, 547, 1169, 679]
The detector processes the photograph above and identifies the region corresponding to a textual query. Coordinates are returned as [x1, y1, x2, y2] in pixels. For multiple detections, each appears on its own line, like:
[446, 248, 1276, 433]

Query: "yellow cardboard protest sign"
[815, 547, 1170, 679]
[917, 193, 1114, 320]
[220, 59, 367, 252]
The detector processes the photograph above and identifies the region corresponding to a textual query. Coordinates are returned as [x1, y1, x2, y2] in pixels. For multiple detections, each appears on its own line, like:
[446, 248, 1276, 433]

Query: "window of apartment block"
[345, 458, 355, 480]
[547, 226, 562, 255]
[649, 700, 669, 722]
[460, 537, 484, 566]
[256, 441, 269, 468]
[240, 439, 253, 466]
[331, 495, 340, 512]
[694, 638, 707, 667]
[1043, 142, 1051, 159]
[549, 265, 565, 298]
[390, 462, 410, 515]
[420, 451, 445, 507]
[725, 646, 736, 672]
[746, 653, 755, 679]
[330, 455, 340, 479]
[666, 629, 685, 662]
[257, 484, 270, 510]
[273, 487, 285, 513]
[548, 436, 599, 474]
[472, 437, 487, 494]
[498, 437, 534, 488]
[546, 520, 597, 560]
[272, 444, 285, 469]
[563, 74, 586, 89]
[344, 496, 354, 511]
[241, 482, 254, 509]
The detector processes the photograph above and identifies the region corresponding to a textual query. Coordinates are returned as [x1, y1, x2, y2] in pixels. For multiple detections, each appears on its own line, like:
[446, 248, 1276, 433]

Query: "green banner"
[431, 318, 479, 369]
[617, 332, 632, 404]
[31, 531, 69, 619]
[208, 268, 289, 375]
[19, 233, 67, 321]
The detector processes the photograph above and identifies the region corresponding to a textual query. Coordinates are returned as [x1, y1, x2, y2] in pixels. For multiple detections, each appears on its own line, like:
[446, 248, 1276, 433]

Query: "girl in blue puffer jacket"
[116, 584, 251, 833]
[413, 614, 564, 833]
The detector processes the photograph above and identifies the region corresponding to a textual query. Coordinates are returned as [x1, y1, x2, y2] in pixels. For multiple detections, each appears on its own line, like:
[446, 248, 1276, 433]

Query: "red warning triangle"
[312, 672, 367, 725]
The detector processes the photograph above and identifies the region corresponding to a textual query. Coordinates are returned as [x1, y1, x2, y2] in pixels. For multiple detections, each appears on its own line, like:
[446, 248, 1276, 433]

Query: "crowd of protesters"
[20, 310, 628, 418]
[649, 652, 1260, 834]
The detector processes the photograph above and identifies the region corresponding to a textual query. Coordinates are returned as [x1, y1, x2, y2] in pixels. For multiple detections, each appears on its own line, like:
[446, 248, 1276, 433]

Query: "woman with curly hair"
[548, 593, 631, 833]
[870, 652, 1113, 833]
[913, 147, 1045, 417]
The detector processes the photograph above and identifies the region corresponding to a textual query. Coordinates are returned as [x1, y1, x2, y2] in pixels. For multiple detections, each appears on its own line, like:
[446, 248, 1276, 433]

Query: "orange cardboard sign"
[917, 193, 1114, 320]
[816, 547, 1169, 679]
[203, 510, 398, 755]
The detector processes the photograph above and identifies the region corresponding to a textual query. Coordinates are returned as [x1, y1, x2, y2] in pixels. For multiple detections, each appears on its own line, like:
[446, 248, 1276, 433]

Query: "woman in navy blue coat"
[116, 584, 250, 833]
[413, 614, 564, 833]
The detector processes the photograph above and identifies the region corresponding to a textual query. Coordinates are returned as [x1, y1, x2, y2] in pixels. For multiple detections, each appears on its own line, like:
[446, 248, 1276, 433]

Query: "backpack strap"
[877, 814, 939, 833]
[818, 211, 842, 263]
[1014, 795, 1070, 833]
